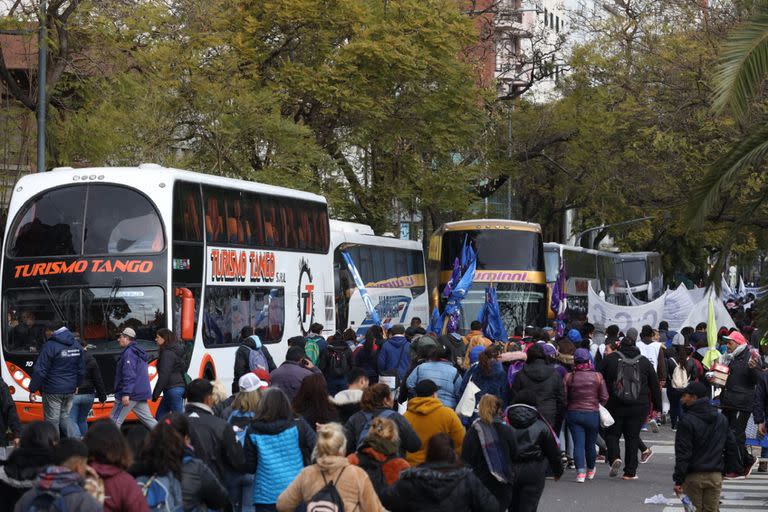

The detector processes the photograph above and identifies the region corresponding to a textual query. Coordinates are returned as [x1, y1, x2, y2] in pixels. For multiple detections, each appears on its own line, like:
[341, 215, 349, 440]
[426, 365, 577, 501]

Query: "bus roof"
[438, 219, 542, 233]
[543, 242, 618, 257]
[331, 223, 422, 251]
[329, 220, 375, 235]
[28, 164, 326, 204]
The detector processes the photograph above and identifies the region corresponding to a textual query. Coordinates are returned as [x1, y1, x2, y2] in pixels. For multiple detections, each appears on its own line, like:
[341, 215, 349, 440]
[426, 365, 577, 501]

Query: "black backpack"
[613, 354, 643, 402]
[327, 347, 351, 378]
[306, 467, 347, 512]
[355, 451, 393, 494]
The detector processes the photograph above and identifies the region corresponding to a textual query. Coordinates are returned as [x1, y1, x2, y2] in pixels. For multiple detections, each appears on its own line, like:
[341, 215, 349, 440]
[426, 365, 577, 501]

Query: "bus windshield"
[622, 260, 647, 286]
[4, 286, 164, 354]
[544, 250, 560, 283]
[441, 230, 543, 271]
[454, 283, 547, 333]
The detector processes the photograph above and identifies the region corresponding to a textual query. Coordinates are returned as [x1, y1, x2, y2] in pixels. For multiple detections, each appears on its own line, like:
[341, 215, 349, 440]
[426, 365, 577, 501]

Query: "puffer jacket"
[152, 341, 187, 401]
[232, 336, 276, 393]
[379, 463, 499, 512]
[244, 417, 316, 505]
[0, 446, 52, 512]
[673, 398, 738, 485]
[509, 360, 565, 427]
[504, 404, 562, 476]
[113, 341, 152, 401]
[720, 345, 760, 412]
[12, 466, 101, 512]
[28, 328, 84, 395]
[600, 345, 661, 413]
[77, 350, 107, 402]
[406, 360, 461, 408]
[345, 407, 421, 456]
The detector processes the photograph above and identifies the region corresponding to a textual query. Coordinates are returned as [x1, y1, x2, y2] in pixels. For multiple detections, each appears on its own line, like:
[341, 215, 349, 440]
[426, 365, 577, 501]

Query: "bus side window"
[248, 193, 264, 246]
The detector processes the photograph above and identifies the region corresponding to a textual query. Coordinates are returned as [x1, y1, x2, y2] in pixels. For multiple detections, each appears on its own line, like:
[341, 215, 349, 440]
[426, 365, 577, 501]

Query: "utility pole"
[36, 0, 47, 173]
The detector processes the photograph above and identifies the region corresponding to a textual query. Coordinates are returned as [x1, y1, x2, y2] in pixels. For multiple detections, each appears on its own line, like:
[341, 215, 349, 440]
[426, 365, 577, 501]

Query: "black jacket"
[152, 342, 187, 401]
[600, 345, 661, 413]
[673, 398, 738, 484]
[379, 463, 499, 512]
[319, 342, 354, 379]
[754, 371, 768, 424]
[185, 403, 246, 482]
[509, 360, 565, 427]
[0, 381, 21, 447]
[344, 407, 421, 456]
[232, 337, 276, 393]
[0, 447, 53, 512]
[720, 347, 760, 412]
[77, 351, 107, 402]
[461, 421, 516, 500]
[504, 404, 563, 477]
[353, 347, 379, 382]
[180, 449, 230, 512]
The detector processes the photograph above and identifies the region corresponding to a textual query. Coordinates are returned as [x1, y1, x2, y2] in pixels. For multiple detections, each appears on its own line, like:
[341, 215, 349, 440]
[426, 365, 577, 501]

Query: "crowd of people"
[0, 311, 766, 512]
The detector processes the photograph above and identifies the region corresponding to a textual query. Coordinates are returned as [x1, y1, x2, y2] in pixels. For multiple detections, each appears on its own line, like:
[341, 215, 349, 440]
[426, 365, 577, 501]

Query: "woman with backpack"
[0, 421, 58, 511]
[461, 395, 516, 511]
[563, 348, 608, 483]
[319, 332, 354, 395]
[354, 327, 382, 384]
[348, 417, 410, 493]
[153, 328, 187, 417]
[243, 387, 317, 511]
[277, 422, 384, 511]
[666, 336, 701, 431]
[84, 420, 149, 512]
[292, 374, 340, 430]
[457, 346, 508, 423]
[344, 383, 421, 456]
[232, 327, 276, 394]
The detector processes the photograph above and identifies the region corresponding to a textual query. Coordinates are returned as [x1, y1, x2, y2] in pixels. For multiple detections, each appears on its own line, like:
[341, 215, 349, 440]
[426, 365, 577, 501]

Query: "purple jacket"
[114, 342, 152, 401]
[269, 361, 322, 401]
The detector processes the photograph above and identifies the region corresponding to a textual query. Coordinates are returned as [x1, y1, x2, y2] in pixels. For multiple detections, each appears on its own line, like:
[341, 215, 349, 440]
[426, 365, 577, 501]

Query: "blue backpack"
[136, 473, 183, 512]
[248, 347, 269, 371]
[24, 485, 81, 512]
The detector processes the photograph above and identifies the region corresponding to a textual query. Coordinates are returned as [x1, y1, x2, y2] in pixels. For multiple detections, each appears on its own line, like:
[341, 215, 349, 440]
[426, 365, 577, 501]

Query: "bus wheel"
[203, 365, 215, 382]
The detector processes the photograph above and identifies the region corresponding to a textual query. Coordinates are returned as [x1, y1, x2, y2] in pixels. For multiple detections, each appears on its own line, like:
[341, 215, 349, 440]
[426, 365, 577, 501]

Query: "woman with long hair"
[152, 328, 187, 417]
[462, 335, 492, 370]
[461, 395, 516, 510]
[380, 433, 499, 512]
[344, 383, 421, 456]
[564, 348, 608, 483]
[666, 337, 701, 431]
[292, 374, 340, 430]
[457, 345, 507, 422]
[277, 423, 384, 511]
[243, 388, 317, 511]
[349, 416, 411, 493]
[355, 326, 382, 383]
[0, 421, 58, 511]
[84, 420, 149, 512]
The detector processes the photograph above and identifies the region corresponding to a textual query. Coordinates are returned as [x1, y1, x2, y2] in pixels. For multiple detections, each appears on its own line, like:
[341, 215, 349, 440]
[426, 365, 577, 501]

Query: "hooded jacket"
[269, 360, 322, 402]
[90, 462, 150, 512]
[113, 341, 152, 401]
[720, 344, 760, 412]
[509, 359, 565, 427]
[505, 404, 562, 476]
[673, 398, 737, 484]
[459, 360, 507, 410]
[28, 328, 84, 395]
[600, 344, 662, 413]
[379, 463, 499, 512]
[13, 466, 101, 512]
[244, 417, 316, 505]
[330, 388, 363, 423]
[232, 335, 276, 393]
[403, 396, 465, 466]
[0, 381, 21, 448]
[152, 341, 187, 401]
[185, 402, 247, 482]
[378, 335, 411, 379]
[276, 456, 385, 512]
[77, 350, 107, 401]
[345, 407, 421, 456]
[0, 446, 52, 511]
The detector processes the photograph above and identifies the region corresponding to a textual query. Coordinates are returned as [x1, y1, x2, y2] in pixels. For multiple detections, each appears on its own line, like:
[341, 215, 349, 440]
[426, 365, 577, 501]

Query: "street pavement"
[537, 423, 768, 512]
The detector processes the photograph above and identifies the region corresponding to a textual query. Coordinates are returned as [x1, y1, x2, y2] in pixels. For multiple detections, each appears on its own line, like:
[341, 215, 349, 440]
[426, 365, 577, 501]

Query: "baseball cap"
[681, 382, 708, 399]
[239, 373, 268, 392]
[723, 331, 747, 345]
[121, 327, 136, 339]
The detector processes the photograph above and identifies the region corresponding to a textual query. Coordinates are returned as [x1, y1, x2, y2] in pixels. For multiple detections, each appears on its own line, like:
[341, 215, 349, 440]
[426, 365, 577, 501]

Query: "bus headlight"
[148, 361, 158, 381]
[6, 362, 31, 391]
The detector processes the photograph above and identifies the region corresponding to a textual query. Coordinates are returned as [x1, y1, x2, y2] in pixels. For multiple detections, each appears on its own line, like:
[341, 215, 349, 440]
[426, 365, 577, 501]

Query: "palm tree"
[687, 3, 768, 276]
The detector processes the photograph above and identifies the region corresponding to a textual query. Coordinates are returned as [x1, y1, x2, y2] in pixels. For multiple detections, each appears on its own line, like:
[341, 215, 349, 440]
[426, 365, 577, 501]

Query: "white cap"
[121, 327, 137, 339]
[239, 373, 268, 393]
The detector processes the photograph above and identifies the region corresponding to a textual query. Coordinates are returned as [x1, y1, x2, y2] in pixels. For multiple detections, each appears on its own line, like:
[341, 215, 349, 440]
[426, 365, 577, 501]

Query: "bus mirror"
[174, 287, 195, 342]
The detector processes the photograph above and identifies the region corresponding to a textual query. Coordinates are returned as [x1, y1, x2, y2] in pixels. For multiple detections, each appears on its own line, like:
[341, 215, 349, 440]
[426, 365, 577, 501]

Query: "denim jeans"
[155, 386, 185, 419]
[226, 471, 254, 512]
[42, 393, 79, 438]
[567, 410, 600, 472]
[668, 388, 683, 429]
[69, 393, 95, 436]
[111, 400, 158, 430]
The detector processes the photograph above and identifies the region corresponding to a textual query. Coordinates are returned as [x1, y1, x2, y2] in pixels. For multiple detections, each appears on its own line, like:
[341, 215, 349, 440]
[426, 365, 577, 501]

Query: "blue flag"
[477, 285, 508, 342]
[340, 250, 381, 326]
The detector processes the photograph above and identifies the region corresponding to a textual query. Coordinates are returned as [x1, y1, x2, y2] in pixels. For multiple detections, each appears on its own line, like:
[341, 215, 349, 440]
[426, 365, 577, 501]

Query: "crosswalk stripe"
[720, 485, 768, 491]
[664, 508, 767, 512]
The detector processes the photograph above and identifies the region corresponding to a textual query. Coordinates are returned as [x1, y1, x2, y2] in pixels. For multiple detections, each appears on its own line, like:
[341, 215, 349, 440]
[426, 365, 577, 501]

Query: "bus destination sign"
[208, 248, 285, 284]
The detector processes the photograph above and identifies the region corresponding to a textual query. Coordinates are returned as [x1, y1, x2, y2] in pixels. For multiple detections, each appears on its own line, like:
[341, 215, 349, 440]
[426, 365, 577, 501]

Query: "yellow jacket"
[403, 396, 465, 466]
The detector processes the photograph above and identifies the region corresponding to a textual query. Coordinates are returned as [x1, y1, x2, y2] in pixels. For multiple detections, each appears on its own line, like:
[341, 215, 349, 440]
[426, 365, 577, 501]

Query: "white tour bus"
[331, 220, 428, 336]
[2, 164, 334, 422]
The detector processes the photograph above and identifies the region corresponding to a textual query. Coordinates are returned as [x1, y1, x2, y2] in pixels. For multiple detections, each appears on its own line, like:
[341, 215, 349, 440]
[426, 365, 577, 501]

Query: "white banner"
[681, 289, 736, 331]
[588, 285, 665, 333]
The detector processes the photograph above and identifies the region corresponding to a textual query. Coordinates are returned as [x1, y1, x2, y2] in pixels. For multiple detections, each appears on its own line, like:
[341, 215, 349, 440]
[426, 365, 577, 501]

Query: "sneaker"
[622, 474, 638, 480]
[576, 473, 586, 483]
[567, 458, 576, 470]
[758, 461, 768, 473]
[587, 468, 596, 480]
[596, 455, 606, 464]
[724, 472, 746, 480]
[648, 419, 659, 433]
[639, 448, 653, 464]
[641, 424, 649, 432]
[609, 459, 622, 478]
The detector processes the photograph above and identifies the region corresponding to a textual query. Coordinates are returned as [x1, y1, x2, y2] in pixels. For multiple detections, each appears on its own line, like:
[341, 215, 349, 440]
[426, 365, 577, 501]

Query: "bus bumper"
[15, 399, 160, 423]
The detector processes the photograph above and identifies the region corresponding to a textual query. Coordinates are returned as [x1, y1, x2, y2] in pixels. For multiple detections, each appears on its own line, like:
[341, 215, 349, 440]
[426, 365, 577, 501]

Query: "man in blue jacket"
[110, 327, 157, 429]
[378, 324, 411, 383]
[29, 323, 84, 438]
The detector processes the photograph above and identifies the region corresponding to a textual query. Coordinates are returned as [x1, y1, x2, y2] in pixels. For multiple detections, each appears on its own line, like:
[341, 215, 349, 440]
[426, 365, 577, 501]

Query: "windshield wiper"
[101, 277, 122, 338]
[39, 279, 67, 324]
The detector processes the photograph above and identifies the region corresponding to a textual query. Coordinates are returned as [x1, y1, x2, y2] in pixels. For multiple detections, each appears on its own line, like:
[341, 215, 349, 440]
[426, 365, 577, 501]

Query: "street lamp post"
[574, 216, 654, 249]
